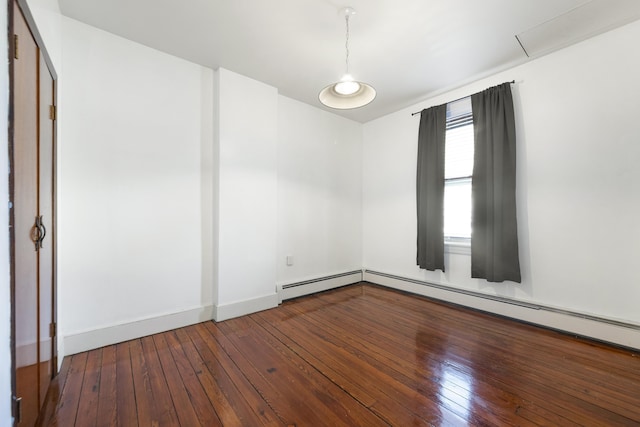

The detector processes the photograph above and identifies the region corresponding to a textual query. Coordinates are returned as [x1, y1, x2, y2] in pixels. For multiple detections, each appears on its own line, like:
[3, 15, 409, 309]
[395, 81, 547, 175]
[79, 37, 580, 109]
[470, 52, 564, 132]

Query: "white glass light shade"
[334, 80, 361, 95]
[318, 80, 376, 109]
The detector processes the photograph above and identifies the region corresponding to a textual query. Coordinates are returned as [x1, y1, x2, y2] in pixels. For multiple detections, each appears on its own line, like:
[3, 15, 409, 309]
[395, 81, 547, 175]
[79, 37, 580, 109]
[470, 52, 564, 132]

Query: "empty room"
[3, 0, 640, 425]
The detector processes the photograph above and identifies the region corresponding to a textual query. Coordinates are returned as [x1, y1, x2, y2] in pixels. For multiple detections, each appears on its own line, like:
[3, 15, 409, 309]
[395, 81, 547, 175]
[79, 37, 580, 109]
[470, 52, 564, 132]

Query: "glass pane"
[444, 179, 472, 238]
[444, 99, 473, 240]
[445, 124, 474, 179]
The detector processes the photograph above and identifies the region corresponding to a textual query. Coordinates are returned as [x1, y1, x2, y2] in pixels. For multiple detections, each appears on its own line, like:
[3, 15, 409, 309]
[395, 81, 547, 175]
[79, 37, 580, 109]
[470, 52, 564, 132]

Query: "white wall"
[25, 0, 62, 71]
[277, 96, 362, 285]
[215, 74, 363, 316]
[363, 19, 640, 326]
[59, 17, 215, 354]
[215, 69, 279, 319]
[1, 2, 12, 424]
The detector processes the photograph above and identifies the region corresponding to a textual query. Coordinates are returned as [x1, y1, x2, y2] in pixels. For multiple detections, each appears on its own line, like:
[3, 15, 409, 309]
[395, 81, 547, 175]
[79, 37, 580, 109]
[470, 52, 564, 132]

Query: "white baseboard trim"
[364, 270, 640, 350]
[215, 293, 279, 322]
[64, 305, 215, 356]
[278, 271, 363, 302]
[61, 270, 639, 356]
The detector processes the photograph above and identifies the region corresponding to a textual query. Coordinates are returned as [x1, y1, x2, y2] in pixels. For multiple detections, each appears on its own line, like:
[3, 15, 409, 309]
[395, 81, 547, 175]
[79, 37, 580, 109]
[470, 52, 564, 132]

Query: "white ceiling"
[57, 0, 640, 123]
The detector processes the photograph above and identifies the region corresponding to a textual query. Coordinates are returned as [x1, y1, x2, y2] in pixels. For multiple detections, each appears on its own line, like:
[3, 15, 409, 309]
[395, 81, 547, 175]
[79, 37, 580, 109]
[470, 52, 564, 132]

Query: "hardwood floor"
[41, 283, 640, 426]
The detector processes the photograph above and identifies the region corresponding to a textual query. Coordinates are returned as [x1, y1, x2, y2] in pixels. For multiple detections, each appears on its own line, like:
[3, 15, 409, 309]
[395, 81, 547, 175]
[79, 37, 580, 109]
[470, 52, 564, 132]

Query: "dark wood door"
[13, 1, 41, 425]
[12, 1, 57, 425]
[37, 51, 55, 407]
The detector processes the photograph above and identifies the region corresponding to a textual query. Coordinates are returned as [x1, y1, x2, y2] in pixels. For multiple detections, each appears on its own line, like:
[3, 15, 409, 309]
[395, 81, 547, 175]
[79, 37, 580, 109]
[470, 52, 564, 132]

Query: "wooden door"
[12, 1, 41, 425]
[37, 52, 55, 407]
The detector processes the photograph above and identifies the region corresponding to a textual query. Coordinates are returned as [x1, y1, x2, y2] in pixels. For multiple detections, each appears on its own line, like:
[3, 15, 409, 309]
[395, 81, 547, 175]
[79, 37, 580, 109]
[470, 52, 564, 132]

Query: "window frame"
[444, 101, 473, 252]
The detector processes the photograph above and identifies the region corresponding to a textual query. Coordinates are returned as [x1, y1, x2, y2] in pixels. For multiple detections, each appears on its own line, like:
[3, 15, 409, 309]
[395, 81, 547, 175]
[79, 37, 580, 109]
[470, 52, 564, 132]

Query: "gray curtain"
[416, 104, 447, 271]
[471, 83, 521, 282]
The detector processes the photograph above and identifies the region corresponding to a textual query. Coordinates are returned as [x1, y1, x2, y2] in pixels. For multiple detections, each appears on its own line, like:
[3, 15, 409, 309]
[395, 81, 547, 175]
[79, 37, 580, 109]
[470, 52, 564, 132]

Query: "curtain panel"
[416, 104, 447, 272]
[470, 83, 521, 283]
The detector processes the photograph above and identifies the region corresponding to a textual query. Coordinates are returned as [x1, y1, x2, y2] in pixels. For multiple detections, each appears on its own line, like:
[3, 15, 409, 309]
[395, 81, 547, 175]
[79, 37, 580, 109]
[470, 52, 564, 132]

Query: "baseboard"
[278, 270, 363, 302]
[62, 270, 639, 355]
[64, 305, 216, 355]
[215, 293, 279, 322]
[364, 270, 640, 350]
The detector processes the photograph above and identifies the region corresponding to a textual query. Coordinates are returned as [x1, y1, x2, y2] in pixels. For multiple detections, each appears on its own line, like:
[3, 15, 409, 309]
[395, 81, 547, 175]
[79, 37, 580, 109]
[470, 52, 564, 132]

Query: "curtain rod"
[411, 80, 515, 116]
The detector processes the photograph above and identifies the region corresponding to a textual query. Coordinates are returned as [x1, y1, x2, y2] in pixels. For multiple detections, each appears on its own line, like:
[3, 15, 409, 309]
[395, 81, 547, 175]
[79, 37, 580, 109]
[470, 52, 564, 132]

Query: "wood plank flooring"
[41, 283, 640, 426]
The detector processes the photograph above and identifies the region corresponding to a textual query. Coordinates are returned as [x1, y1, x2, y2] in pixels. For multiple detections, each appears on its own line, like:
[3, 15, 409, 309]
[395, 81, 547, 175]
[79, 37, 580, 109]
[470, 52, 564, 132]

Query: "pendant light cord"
[345, 14, 350, 75]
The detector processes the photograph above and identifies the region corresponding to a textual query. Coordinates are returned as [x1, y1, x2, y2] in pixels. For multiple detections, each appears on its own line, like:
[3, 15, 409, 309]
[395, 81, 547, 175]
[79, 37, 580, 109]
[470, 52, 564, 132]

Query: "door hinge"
[49, 322, 56, 338]
[14, 34, 18, 59]
[13, 396, 22, 423]
[50, 105, 57, 121]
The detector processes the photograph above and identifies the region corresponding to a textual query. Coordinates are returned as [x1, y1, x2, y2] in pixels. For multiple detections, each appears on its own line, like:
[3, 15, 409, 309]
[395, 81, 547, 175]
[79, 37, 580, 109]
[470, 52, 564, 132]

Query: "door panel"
[13, 1, 41, 425]
[38, 52, 55, 407]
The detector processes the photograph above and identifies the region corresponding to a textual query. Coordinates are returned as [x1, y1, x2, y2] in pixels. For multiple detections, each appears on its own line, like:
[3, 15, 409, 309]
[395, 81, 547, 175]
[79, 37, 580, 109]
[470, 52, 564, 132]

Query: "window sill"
[445, 240, 471, 255]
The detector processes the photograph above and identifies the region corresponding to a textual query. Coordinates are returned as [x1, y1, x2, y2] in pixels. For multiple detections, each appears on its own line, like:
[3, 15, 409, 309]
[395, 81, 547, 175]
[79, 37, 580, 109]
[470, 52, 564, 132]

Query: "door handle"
[38, 215, 46, 248]
[31, 216, 41, 251]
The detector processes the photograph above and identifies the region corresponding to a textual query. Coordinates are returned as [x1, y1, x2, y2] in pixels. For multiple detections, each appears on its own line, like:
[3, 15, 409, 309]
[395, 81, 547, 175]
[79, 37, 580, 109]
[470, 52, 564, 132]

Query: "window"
[444, 97, 473, 242]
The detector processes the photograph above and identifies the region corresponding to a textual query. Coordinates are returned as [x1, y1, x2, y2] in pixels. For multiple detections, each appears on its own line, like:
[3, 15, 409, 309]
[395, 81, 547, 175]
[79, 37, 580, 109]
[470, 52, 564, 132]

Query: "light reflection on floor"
[439, 364, 474, 424]
[415, 324, 478, 426]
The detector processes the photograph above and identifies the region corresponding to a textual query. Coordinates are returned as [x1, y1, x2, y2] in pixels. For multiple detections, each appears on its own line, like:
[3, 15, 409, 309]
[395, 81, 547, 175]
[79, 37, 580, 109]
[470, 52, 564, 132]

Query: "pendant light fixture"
[319, 7, 376, 109]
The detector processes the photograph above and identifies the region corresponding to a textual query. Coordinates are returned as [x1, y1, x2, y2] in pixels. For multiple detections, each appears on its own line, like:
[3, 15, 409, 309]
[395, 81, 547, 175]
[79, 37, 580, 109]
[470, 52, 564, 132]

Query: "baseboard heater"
[281, 270, 363, 289]
[279, 270, 363, 302]
[364, 269, 640, 331]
